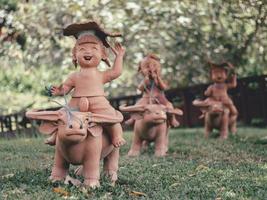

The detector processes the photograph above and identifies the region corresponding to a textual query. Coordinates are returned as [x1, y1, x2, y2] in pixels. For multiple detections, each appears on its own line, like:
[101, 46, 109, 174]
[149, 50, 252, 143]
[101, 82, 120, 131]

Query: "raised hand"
[110, 42, 125, 57]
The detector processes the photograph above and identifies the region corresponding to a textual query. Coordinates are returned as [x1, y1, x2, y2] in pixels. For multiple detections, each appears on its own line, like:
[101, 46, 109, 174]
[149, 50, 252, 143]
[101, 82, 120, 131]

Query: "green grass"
[0, 127, 267, 199]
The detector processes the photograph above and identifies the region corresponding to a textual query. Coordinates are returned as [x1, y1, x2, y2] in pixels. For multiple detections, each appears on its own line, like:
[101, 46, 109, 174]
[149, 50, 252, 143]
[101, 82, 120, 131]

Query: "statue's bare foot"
[170, 117, 180, 127]
[198, 113, 205, 119]
[104, 170, 117, 186]
[127, 149, 140, 157]
[112, 136, 126, 147]
[49, 175, 65, 182]
[220, 131, 228, 140]
[155, 149, 166, 157]
[230, 125, 237, 135]
[84, 179, 100, 188]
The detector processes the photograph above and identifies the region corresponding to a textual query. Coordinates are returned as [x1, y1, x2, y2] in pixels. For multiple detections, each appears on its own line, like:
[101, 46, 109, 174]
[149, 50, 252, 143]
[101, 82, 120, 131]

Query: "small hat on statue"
[207, 60, 235, 75]
[63, 21, 122, 48]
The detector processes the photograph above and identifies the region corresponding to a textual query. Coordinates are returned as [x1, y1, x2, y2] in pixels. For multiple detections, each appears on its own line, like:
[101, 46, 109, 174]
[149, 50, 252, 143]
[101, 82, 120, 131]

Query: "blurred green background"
[0, 0, 266, 114]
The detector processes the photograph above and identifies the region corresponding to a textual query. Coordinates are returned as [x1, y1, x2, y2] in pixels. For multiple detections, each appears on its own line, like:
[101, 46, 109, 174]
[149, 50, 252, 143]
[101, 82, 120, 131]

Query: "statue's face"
[211, 67, 227, 83]
[140, 57, 161, 76]
[76, 36, 104, 68]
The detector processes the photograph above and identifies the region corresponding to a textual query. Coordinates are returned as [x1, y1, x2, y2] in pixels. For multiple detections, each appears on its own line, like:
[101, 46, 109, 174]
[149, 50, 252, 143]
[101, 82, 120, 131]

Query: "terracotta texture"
[120, 104, 183, 157]
[120, 54, 183, 157]
[193, 61, 238, 139]
[26, 21, 126, 187]
[47, 21, 126, 148]
[126, 54, 179, 127]
[26, 109, 122, 187]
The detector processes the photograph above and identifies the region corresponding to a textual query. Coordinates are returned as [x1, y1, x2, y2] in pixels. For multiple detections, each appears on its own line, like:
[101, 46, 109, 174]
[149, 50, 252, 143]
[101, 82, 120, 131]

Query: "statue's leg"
[154, 125, 167, 157]
[103, 148, 119, 185]
[220, 110, 229, 139]
[128, 129, 142, 157]
[229, 105, 238, 134]
[50, 148, 69, 182]
[83, 135, 102, 188]
[165, 129, 169, 153]
[204, 114, 212, 138]
[106, 123, 126, 148]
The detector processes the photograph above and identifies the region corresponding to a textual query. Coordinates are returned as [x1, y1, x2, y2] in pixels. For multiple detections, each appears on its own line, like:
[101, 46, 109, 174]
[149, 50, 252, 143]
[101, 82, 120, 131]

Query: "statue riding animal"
[120, 104, 183, 157]
[193, 99, 235, 139]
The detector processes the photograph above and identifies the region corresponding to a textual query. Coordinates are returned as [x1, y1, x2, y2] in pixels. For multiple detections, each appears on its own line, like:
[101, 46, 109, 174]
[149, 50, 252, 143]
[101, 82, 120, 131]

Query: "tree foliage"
[0, 0, 266, 112]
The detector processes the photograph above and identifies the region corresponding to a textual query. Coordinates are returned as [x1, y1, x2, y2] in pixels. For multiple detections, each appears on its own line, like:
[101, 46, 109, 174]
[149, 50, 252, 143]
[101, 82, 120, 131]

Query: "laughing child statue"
[46, 21, 126, 147]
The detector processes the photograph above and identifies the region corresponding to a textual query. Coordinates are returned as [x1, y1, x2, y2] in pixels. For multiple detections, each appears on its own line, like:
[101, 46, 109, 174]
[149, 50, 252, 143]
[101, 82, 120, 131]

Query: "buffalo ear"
[166, 108, 183, 116]
[39, 121, 58, 135]
[87, 124, 103, 137]
[192, 99, 210, 108]
[26, 110, 61, 121]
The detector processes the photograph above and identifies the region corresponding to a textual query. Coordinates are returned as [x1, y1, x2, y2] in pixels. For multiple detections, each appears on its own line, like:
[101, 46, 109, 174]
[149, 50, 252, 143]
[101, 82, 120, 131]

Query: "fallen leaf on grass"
[196, 164, 209, 172]
[169, 182, 180, 188]
[53, 187, 70, 197]
[1, 173, 14, 178]
[130, 191, 147, 197]
[188, 173, 196, 177]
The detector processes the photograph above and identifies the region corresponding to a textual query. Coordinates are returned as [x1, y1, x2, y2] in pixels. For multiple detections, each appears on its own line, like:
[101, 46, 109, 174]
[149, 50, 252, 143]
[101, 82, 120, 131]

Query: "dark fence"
[1, 75, 266, 138]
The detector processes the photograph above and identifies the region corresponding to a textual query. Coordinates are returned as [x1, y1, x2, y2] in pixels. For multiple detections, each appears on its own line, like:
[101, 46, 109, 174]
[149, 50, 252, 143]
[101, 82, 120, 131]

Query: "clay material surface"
[26, 21, 126, 187]
[193, 61, 238, 139]
[120, 104, 183, 157]
[26, 109, 122, 187]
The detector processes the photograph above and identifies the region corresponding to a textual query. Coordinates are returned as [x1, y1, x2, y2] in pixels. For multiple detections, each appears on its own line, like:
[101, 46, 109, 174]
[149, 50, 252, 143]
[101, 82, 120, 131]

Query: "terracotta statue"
[45, 21, 126, 148]
[126, 54, 179, 127]
[26, 108, 122, 187]
[120, 103, 183, 157]
[193, 99, 234, 139]
[26, 21, 126, 187]
[193, 61, 238, 138]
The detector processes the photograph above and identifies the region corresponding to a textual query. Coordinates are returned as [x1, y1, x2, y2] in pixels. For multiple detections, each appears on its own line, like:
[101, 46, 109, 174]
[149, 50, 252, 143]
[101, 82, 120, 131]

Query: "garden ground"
[0, 127, 267, 199]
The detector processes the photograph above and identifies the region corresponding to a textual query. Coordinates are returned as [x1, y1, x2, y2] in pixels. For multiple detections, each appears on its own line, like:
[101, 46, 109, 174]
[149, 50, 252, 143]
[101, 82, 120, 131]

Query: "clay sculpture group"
[26, 20, 238, 188]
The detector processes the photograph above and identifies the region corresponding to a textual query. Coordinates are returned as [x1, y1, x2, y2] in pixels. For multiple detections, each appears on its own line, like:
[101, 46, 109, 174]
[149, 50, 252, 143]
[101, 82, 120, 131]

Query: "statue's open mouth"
[84, 56, 92, 61]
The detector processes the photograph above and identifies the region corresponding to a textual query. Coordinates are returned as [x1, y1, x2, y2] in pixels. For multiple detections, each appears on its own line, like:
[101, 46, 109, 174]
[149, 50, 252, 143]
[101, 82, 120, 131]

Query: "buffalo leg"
[50, 148, 69, 182]
[220, 110, 229, 139]
[83, 135, 102, 188]
[128, 131, 142, 156]
[154, 126, 167, 157]
[103, 148, 119, 185]
[204, 114, 212, 138]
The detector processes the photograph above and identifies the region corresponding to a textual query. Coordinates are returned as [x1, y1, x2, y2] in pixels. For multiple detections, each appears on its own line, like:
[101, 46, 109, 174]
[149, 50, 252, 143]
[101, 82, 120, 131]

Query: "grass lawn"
[0, 127, 267, 199]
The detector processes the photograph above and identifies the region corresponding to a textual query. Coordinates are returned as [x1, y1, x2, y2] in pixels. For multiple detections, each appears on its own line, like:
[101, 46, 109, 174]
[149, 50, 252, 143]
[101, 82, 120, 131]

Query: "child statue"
[46, 21, 126, 147]
[198, 61, 238, 133]
[126, 54, 179, 127]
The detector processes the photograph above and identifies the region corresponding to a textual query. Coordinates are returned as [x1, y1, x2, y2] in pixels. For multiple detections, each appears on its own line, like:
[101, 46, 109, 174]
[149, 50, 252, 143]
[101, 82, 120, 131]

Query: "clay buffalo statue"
[26, 108, 123, 188]
[120, 104, 183, 157]
[193, 99, 237, 139]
